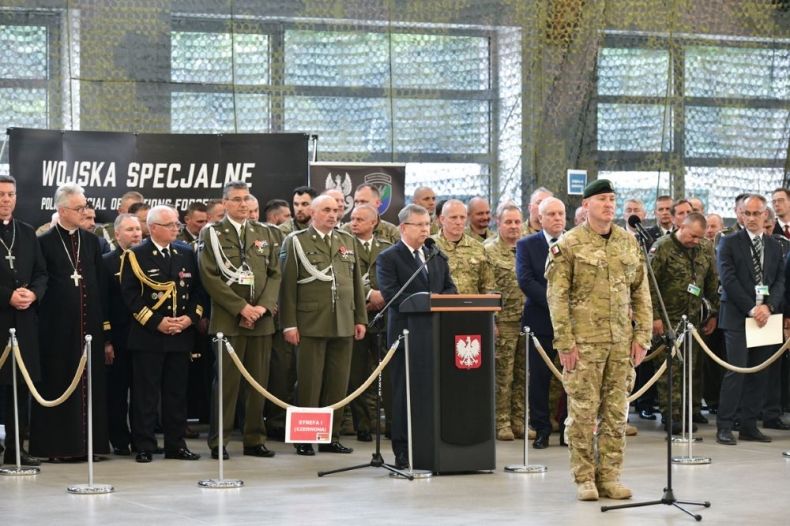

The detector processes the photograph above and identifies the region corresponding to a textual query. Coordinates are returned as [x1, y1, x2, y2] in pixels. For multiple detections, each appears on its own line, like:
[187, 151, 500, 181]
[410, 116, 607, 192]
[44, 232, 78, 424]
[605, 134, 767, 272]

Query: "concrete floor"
[1, 416, 789, 525]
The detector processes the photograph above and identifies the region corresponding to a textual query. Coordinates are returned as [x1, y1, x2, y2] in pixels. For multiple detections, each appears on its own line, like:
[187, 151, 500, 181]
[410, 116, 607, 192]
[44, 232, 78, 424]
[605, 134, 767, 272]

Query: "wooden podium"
[399, 292, 501, 473]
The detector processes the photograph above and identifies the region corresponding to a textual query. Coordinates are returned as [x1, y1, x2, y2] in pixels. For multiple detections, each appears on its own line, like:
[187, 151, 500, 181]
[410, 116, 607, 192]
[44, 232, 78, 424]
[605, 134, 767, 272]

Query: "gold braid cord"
[224, 337, 400, 410]
[120, 249, 178, 316]
[13, 339, 88, 407]
[693, 328, 789, 374]
[0, 343, 10, 370]
[529, 333, 681, 403]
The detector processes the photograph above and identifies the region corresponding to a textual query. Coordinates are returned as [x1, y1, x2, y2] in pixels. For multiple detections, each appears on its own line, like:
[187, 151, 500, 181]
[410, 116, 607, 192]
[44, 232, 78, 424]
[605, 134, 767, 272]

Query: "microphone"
[627, 215, 652, 242]
[423, 237, 437, 255]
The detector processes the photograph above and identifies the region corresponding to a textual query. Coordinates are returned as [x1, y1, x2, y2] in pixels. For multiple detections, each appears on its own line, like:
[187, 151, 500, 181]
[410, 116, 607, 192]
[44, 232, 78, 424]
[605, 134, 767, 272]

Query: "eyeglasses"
[226, 196, 254, 203]
[153, 222, 183, 230]
[403, 222, 431, 228]
[64, 205, 88, 213]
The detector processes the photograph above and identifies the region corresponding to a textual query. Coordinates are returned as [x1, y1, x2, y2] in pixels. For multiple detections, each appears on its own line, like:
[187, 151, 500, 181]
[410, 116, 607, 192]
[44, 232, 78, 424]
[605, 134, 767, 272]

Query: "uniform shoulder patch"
[550, 244, 561, 256]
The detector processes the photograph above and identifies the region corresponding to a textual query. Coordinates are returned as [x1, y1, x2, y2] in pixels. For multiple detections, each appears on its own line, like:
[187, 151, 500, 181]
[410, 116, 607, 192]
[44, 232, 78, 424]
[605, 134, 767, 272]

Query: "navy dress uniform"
[120, 238, 205, 459]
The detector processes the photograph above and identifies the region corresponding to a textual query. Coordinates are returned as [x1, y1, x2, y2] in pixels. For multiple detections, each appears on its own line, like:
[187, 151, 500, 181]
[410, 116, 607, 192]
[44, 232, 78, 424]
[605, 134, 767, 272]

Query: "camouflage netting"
[0, 0, 788, 219]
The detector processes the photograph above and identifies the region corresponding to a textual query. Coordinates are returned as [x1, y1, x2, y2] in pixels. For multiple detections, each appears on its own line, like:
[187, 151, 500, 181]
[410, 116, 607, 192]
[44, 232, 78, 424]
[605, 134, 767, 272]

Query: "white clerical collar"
[227, 217, 246, 235]
[57, 221, 78, 235]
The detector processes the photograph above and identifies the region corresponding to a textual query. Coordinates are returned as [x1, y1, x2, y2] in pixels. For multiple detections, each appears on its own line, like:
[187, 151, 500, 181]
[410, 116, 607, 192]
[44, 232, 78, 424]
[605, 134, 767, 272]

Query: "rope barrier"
[224, 336, 400, 410]
[692, 327, 789, 374]
[13, 339, 89, 407]
[0, 342, 10, 371]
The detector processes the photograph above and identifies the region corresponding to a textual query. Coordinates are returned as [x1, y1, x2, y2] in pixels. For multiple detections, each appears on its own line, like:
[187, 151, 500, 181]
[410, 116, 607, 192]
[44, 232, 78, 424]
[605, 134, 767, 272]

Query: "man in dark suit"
[102, 213, 143, 456]
[377, 204, 457, 469]
[716, 194, 785, 445]
[0, 175, 47, 466]
[120, 205, 204, 462]
[516, 196, 566, 449]
[646, 195, 673, 241]
[771, 187, 790, 239]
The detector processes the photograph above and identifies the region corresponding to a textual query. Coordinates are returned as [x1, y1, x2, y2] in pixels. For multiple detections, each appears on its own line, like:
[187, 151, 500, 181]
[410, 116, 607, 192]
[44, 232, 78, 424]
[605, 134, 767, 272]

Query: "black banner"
[8, 128, 309, 227]
[309, 162, 406, 225]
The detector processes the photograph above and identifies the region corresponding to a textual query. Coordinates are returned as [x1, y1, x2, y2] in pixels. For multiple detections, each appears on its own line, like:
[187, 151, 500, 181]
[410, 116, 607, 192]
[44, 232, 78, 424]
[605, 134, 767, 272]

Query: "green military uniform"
[278, 217, 310, 237]
[432, 231, 496, 295]
[485, 235, 527, 434]
[465, 225, 497, 245]
[523, 222, 540, 237]
[649, 234, 719, 422]
[546, 223, 652, 485]
[280, 226, 368, 439]
[177, 227, 200, 249]
[347, 235, 392, 435]
[95, 222, 117, 251]
[341, 218, 400, 245]
[199, 217, 282, 450]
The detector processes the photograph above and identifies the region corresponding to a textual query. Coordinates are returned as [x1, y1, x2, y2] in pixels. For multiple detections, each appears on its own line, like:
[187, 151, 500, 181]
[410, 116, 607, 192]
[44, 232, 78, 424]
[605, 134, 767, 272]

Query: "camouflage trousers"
[495, 322, 526, 430]
[657, 340, 702, 420]
[562, 342, 635, 484]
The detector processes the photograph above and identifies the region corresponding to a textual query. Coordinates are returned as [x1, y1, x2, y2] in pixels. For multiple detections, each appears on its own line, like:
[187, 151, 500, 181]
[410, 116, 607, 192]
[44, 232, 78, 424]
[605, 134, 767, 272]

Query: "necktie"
[325, 234, 332, 252]
[550, 237, 558, 244]
[784, 224, 790, 239]
[161, 246, 170, 261]
[751, 235, 763, 283]
[364, 240, 370, 254]
[414, 249, 428, 280]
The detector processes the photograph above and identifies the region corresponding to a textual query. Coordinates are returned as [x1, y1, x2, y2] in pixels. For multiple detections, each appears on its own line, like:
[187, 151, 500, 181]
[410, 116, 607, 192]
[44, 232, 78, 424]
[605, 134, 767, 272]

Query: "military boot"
[597, 480, 632, 499]
[496, 427, 515, 441]
[576, 480, 599, 501]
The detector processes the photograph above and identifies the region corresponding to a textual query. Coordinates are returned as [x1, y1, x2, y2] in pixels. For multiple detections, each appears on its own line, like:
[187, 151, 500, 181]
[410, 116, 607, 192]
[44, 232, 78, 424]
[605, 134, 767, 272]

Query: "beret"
[583, 178, 616, 199]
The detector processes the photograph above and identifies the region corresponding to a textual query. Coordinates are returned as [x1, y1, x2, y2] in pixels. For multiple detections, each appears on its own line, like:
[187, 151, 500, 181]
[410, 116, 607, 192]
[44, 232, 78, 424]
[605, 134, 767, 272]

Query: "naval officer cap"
[583, 178, 616, 199]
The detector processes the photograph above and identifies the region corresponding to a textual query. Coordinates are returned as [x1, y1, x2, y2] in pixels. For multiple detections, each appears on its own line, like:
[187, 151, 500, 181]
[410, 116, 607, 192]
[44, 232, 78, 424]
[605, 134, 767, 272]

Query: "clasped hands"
[157, 315, 193, 335]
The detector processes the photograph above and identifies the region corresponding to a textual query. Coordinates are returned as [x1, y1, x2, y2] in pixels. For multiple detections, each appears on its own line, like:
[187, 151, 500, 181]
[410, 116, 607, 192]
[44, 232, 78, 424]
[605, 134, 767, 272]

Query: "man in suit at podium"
[377, 204, 457, 469]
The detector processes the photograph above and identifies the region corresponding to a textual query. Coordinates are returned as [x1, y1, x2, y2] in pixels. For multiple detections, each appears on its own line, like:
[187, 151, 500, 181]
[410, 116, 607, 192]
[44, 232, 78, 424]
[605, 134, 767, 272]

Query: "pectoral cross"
[5, 253, 14, 269]
[70, 269, 82, 287]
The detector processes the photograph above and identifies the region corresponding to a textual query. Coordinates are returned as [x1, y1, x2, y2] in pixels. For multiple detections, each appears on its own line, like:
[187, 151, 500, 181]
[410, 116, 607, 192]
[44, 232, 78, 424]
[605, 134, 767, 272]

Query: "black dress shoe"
[357, 430, 372, 442]
[211, 446, 229, 460]
[394, 452, 409, 470]
[136, 451, 153, 463]
[243, 444, 275, 458]
[112, 446, 131, 456]
[164, 447, 201, 460]
[318, 441, 353, 454]
[533, 431, 550, 449]
[295, 443, 315, 456]
[739, 429, 772, 443]
[763, 418, 790, 430]
[3, 449, 41, 466]
[716, 429, 736, 445]
[639, 409, 657, 420]
[692, 412, 709, 424]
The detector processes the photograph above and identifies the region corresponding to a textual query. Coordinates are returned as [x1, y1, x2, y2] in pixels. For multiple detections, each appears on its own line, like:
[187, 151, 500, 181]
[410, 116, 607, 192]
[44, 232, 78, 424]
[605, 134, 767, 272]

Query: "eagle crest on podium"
[455, 335, 482, 370]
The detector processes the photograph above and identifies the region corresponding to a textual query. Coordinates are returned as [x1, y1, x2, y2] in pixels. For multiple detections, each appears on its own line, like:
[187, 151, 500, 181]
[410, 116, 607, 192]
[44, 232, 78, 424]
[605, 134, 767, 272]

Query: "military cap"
[583, 178, 616, 199]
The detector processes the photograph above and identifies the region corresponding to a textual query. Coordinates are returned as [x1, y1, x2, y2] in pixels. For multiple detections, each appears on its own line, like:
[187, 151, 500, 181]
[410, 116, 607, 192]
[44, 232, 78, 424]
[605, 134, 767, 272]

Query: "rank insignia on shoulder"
[550, 244, 561, 256]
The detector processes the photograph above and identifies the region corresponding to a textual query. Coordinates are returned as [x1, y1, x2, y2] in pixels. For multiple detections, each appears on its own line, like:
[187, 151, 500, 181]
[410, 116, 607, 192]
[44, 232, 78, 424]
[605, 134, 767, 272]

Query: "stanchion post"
[0, 329, 40, 477]
[671, 323, 710, 466]
[67, 335, 114, 494]
[402, 329, 431, 479]
[198, 332, 243, 489]
[505, 327, 547, 474]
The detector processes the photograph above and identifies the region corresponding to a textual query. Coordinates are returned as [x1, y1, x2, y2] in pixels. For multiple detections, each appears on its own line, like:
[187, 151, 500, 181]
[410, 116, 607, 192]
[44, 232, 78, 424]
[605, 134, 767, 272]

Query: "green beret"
[583, 178, 616, 199]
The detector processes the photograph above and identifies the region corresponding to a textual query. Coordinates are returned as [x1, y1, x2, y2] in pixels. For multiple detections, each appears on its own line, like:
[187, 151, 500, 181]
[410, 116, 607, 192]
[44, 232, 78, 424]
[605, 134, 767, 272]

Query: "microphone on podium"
[627, 215, 652, 246]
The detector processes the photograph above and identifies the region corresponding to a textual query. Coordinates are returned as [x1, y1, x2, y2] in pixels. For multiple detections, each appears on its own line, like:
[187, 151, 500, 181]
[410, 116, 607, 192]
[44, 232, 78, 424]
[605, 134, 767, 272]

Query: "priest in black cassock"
[0, 175, 48, 466]
[30, 183, 110, 460]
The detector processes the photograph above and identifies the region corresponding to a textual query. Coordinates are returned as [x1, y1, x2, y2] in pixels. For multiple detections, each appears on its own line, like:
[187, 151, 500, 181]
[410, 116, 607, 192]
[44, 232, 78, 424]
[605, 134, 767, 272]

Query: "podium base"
[671, 456, 711, 465]
[198, 478, 244, 489]
[67, 483, 114, 494]
[504, 464, 547, 473]
[390, 469, 432, 479]
[0, 466, 40, 476]
[670, 435, 702, 443]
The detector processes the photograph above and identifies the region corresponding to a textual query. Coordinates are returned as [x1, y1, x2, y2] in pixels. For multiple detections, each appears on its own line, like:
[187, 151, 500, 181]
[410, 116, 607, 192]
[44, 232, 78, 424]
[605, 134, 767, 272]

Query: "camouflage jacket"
[432, 231, 496, 295]
[465, 225, 497, 245]
[649, 234, 719, 326]
[341, 218, 400, 245]
[546, 223, 652, 352]
[484, 235, 524, 323]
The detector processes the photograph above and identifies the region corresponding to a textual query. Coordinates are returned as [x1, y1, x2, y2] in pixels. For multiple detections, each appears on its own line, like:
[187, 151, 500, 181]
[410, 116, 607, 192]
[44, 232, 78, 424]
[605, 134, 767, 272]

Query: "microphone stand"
[318, 246, 436, 480]
[601, 229, 710, 520]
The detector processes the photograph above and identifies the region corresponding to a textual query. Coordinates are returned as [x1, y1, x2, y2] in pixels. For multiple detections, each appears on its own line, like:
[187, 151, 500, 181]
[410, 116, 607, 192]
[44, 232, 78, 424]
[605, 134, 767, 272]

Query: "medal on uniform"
[687, 283, 701, 297]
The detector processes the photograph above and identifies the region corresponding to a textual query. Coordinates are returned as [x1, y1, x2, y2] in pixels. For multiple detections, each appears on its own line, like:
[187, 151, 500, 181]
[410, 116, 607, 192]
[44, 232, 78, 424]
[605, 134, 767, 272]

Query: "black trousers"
[131, 351, 189, 453]
[106, 343, 132, 449]
[717, 330, 775, 431]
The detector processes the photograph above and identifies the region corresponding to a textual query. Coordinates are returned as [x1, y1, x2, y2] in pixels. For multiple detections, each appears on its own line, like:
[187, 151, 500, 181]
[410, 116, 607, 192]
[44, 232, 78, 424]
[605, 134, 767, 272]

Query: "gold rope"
[224, 337, 400, 410]
[13, 339, 88, 407]
[0, 343, 10, 370]
[120, 249, 178, 316]
[693, 328, 789, 374]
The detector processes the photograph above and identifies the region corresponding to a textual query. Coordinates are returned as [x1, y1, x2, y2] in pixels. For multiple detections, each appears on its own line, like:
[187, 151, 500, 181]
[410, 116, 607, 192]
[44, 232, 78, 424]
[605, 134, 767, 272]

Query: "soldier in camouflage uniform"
[432, 199, 495, 295]
[466, 197, 496, 243]
[649, 213, 719, 433]
[412, 186, 440, 235]
[340, 183, 400, 245]
[485, 204, 526, 440]
[546, 179, 652, 501]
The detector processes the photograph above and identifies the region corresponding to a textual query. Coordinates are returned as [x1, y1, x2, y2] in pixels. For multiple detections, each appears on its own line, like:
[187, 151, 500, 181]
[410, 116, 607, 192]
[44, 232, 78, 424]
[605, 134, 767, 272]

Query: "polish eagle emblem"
[325, 172, 354, 218]
[455, 335, 482, 370]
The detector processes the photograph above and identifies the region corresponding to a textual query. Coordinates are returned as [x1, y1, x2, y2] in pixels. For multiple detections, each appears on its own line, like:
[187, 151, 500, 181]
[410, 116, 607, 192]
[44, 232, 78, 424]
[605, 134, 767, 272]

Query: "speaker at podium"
[399, 292, 501, 473]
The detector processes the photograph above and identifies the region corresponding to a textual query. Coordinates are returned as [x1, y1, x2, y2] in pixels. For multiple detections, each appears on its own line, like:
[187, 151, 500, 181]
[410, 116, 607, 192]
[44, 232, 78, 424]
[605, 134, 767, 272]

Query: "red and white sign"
[285, 407, 333, 443]
[454, 334, 482, 370]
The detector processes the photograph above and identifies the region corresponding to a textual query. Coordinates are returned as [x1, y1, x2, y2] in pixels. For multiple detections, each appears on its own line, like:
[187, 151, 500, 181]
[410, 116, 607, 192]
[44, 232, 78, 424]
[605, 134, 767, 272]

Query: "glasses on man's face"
[153, 222, 183, 230]
[403, 222, 431, 229]
[65, 205, 88, 213]
[742, 210, 764, 218]
[226, 196, 253, 204]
